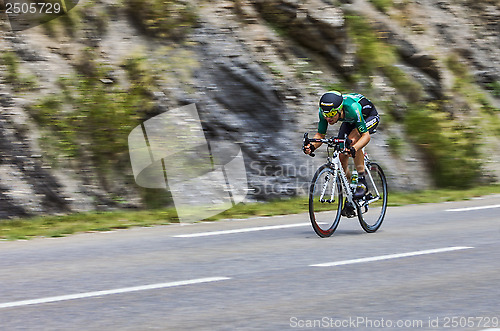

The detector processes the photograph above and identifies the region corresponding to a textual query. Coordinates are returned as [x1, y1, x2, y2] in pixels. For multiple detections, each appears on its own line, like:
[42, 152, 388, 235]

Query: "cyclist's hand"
[343, 146, 356, 158]
[303, 144, 315, 155]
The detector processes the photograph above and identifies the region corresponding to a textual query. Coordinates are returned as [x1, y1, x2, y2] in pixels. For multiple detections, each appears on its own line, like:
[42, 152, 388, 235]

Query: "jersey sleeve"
[317, 109, 328, 134]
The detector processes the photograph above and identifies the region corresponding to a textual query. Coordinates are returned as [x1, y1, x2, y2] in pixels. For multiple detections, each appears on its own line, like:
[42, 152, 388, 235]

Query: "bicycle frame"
[325, 146, 355, 206]
[305, 134, 380, 208]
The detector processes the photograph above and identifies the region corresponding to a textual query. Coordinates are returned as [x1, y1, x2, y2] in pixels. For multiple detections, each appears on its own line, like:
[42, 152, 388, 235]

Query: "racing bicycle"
[303, 133, 388, 237]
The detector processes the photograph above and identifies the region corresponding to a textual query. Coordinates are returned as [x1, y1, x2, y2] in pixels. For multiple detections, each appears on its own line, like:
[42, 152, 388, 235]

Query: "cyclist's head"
[319, 91, 343, 118]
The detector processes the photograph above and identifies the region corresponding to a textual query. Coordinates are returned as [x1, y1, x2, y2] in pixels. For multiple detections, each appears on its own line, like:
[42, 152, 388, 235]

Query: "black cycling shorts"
[338, 98, 379, 137]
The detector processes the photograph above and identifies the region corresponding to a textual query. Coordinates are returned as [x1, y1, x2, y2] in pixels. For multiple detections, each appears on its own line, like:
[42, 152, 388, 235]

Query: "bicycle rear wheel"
[357, 162, 388, 233]
[309, 165, 343, 237]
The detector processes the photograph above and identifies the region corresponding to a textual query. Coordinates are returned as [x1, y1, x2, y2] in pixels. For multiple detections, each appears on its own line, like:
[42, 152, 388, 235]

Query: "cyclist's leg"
[365, 114, 380, 135]
[361, 97, 379, 135]
[342, 115, 379, 179]
[360, 97, 379, 138]
[346, 129, 365, 173]
[353, 113, 380, 199]
[339, 123, 358, 216]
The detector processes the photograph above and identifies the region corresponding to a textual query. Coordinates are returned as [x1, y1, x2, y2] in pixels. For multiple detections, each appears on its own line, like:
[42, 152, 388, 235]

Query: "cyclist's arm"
[311, 132, 325, 150]
[353, 130, 370, 152]
[304, 132, 325, 154]
[351, 103, 370, 152]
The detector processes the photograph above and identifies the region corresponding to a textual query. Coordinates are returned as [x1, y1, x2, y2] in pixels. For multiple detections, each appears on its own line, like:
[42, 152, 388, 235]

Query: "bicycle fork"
[319, 160, 354, 206]
[319, 168, 338, 203]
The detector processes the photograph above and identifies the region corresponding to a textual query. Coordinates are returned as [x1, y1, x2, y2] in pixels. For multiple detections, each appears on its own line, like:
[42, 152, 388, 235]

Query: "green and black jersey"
[318, 93, 377, 135]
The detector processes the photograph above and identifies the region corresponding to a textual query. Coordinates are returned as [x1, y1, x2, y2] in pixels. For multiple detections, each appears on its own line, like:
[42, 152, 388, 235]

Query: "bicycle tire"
[357, 162, 388, 233]
[309, 164, 343, 237]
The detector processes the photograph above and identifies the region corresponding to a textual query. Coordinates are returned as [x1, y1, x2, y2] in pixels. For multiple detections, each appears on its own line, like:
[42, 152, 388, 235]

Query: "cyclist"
[304, 91, 380, 215]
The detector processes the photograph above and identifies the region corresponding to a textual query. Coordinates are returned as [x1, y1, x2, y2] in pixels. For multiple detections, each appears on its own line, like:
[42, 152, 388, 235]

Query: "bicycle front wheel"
[309, 165, 343, 238]
[357, 162, 388, 233]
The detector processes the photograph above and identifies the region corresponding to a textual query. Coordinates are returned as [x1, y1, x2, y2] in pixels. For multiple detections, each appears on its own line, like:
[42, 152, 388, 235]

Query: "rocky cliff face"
[0, 0, 499, 218]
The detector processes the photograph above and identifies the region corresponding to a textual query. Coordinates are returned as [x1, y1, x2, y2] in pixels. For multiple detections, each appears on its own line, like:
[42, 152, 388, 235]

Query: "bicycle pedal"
[341, 205, 356, 218]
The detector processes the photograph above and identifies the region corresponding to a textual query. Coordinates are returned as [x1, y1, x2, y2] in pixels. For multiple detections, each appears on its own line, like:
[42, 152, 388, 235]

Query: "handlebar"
[303, 133, 352, 158]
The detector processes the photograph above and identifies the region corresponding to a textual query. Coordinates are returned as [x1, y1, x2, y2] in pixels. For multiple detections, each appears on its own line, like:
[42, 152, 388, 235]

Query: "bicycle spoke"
[309, 165, 342, 237]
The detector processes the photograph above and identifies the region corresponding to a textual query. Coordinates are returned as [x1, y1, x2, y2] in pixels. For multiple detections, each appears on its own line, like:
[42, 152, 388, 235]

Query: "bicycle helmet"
[319, 91, 343, 117]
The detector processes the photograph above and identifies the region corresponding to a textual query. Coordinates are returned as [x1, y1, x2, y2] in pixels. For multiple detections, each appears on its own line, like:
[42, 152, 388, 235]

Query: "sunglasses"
[323, 106, 341, 118]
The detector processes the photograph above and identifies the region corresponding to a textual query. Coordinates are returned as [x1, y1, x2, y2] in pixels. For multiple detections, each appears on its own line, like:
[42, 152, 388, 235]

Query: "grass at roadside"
[388, 184, 500, 206]
[0, 209, 178, 241]
[1, 184, 499, 240]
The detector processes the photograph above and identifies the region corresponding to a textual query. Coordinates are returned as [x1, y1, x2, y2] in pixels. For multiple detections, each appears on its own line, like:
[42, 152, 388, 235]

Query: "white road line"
[0, 277, 230, 309]
[310, 246, 473, 267]
[446, 204, 500, 212]
[174, 222, 311, 238]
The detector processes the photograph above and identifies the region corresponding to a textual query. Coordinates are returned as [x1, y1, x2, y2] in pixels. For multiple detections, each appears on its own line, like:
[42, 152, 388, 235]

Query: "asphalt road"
[0, 195, 499, 330]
